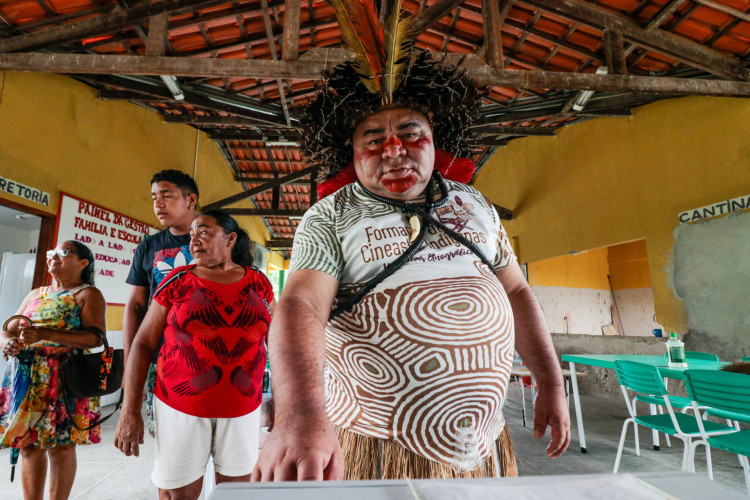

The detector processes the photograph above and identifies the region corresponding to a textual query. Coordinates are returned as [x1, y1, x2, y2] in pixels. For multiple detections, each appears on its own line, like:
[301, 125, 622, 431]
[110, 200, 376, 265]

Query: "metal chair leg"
[613, 418, 633, 473]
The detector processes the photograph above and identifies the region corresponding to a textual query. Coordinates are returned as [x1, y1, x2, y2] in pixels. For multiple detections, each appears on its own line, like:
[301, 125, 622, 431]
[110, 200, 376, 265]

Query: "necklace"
[330, 171, 495, 320]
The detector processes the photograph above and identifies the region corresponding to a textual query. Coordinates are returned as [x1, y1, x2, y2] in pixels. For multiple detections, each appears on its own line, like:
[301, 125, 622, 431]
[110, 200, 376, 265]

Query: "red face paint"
[384, 136, 403, 149]
[403, 137, 432, 149]
[382, 171, 419, 193]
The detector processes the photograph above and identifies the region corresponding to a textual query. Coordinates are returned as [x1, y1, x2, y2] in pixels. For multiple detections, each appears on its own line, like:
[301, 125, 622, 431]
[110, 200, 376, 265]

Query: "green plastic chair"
[613, 360, 735, 474]
[742, 357, 750, 363]
[684, 369, 750, 494]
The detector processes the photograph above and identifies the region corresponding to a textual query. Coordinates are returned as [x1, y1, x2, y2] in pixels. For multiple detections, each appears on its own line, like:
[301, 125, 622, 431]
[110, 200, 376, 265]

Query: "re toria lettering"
[0, 175, 50, 206]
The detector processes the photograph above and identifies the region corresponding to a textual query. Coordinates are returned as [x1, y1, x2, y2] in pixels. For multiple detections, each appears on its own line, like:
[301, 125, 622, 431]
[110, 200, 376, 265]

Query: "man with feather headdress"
[252, 0, 569, 481]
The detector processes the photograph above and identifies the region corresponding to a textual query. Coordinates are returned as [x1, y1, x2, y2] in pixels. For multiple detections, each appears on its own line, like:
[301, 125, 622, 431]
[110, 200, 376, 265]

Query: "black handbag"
[60, 330, 124, 431]
[61, 331, 124, 398]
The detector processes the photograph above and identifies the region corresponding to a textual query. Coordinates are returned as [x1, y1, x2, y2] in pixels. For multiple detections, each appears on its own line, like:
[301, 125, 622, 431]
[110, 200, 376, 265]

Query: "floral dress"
[0, 285, 101, 460]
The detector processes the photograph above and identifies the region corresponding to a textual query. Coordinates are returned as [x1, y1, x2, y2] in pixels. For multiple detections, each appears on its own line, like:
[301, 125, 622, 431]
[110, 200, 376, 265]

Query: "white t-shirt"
[290, 179, 517, 471]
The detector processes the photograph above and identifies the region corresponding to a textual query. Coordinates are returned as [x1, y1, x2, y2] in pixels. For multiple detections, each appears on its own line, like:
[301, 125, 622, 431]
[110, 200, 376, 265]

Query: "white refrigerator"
[0, 252, 36, 375]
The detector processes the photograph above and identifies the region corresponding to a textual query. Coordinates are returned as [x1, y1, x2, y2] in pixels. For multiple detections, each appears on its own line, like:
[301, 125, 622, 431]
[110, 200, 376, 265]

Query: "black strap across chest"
[329, 171, 495, 320]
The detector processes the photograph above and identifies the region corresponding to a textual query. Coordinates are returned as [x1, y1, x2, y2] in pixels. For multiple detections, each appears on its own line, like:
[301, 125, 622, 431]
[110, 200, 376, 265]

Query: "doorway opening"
[527, 239, 664, 336]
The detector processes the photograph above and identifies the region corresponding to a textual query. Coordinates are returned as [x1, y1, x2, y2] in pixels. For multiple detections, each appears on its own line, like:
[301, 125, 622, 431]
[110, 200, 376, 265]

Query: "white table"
[209, 471, 747, 499]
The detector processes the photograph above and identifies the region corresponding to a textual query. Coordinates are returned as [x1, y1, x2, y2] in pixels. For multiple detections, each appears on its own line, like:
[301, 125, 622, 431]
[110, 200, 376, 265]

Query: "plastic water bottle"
[666, 333, 687, 368]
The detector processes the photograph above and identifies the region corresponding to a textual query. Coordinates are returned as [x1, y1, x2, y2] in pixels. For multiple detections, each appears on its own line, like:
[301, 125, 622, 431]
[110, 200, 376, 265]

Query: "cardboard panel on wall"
[55, 193, 159, 305]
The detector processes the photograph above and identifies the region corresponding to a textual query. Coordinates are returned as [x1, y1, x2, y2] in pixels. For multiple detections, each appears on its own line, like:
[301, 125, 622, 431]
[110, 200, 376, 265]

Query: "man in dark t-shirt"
[127, 231, 194, 300]
[123, 169, 199, 436]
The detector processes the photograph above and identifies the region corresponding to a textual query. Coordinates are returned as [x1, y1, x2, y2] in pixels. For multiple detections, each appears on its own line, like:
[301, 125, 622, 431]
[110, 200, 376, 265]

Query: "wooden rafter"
[266, 238, 295, 248]
[603, 29, 627, 75]
[224, 208, 308, 216]
[522, 0, 750, 81]
[482, 0, 504, 68]
[501, 18, 603, 65]
[160, 115, 286, 129]
[210, 130, 301, 141]
[0, 0, 233, 53]
[204, 165, 317, 210]
[145, 13, 170, 56]
[235, 176, 310, 184]
[260, 0, 292, 127]
[492, 203, 514, 220]
[411, 0, 466, 35]
[94, 83, 292, 126]
[473, 125, 557, 136]
[6, 51, 750, 97]
[692, 0, 750, 23]
[282, 0, 300, 61]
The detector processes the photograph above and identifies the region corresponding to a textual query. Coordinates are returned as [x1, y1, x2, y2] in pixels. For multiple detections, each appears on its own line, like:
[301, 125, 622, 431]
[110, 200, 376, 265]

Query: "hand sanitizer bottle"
[666, 333, 687, 368]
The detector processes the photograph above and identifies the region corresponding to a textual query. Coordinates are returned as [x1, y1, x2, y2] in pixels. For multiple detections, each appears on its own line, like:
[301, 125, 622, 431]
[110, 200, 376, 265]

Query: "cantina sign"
[55, 193, 159, 305]
[678, 194, 750, 224]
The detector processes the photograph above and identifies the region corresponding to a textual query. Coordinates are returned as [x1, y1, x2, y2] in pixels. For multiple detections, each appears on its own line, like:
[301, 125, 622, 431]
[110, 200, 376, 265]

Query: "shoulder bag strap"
[153, 266, 191, 298]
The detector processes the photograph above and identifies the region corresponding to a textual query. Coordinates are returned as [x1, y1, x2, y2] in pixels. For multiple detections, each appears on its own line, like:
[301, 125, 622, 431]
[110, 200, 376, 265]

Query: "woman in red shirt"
[114, 209, 275, 499]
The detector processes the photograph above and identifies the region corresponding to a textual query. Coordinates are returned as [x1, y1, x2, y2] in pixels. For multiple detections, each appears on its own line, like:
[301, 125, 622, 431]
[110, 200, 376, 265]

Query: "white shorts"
[151, 397, 260, 490]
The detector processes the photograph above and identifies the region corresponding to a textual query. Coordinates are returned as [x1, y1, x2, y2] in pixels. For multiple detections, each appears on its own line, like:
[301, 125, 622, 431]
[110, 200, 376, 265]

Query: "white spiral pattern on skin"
[392, 374, 507, 467]
[387, 275, 512, 344]
[324, 273, 515, 468]
[341, 341, 409, 395]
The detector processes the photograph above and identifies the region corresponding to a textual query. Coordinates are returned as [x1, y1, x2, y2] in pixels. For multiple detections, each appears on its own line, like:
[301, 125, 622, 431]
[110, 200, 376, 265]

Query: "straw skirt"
[335, 425, 517, 480]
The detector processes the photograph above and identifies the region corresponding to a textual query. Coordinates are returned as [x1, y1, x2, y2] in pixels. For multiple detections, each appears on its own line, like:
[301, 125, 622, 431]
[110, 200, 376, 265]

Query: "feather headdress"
[302, 3, 485, 185]
[329, 0, 418, 103]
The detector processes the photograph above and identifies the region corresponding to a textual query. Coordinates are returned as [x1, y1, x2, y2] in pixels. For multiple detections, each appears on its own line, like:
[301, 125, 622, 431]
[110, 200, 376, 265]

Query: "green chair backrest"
[615, 360, 668, 396]
[684, 369, 750, 421]
[662, 351, 719, 361]
[742, 357, 750, 363]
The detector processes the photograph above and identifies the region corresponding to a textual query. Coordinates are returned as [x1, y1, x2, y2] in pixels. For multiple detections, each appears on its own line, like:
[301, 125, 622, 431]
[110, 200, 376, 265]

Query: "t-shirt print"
[152, 245, 193, 287]
[291, 179, 517, 471]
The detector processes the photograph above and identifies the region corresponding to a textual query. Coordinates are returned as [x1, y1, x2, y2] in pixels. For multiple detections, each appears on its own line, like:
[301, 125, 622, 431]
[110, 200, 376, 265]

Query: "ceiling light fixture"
[160, 75, 185, 101]
[265, 140, 299, 147]
[572, 66, 608, 112]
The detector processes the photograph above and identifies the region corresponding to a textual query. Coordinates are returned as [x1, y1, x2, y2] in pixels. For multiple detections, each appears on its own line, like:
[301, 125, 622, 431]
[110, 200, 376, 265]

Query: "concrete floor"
[1, 384, 747, 499]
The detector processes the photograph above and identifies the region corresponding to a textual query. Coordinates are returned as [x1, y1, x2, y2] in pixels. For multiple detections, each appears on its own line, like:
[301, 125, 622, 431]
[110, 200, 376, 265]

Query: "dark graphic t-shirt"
[152, 265, 274, 418]
[126, 228, 193, 301]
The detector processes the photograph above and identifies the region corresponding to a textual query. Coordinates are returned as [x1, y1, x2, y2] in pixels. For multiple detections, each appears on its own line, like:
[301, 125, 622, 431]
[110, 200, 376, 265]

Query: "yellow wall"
[528, 239, 651, 290]
[528, 247, 610, 289]
[607, 240, 651, 290]
[267, 250, 290, 271]
[0, 71, 278, 328]
[476, 96, 750, 332]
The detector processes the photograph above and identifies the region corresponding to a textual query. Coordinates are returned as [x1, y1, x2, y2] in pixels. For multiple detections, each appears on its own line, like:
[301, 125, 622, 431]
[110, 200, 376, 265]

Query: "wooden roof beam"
[145, 13, 170, 56]
[224, 209, 307, 217]
[204, 165, 317, 210]
[692, 0, 750, 23]
[266, 238, 295, 248]
[503, 18, 603, 64]
[236, 176, 310, 185]
[412, 0, 466, 35]
[210, 130, 301, 141]
[282, 0, 300, 61]
[473, 125, 557, 136]
[162, 114, 279, 126]
[0, 0, 233, 53]
[5, 51, 750, 96]
[94, 80, 292, 127]
[603, 29, 627, 75]
[483, 0, 512, 68]
[522, 0, 750, 81]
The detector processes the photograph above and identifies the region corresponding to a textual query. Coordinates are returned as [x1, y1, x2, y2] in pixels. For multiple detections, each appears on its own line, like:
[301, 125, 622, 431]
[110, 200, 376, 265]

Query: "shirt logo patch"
[153, 245, 194, 285]
[434, 196, 476, 233]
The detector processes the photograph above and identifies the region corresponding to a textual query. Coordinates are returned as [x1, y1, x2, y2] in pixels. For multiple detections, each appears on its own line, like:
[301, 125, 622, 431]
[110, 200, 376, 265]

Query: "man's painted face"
[352, 108, 435, 200]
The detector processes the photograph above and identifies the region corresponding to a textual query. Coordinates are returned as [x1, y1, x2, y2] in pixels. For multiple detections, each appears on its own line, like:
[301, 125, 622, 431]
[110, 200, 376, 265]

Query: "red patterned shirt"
[153, 265, 273, 418]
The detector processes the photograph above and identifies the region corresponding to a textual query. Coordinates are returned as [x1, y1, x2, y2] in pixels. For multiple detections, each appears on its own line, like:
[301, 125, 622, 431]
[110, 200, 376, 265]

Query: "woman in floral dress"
[0, 240, 106, 500]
